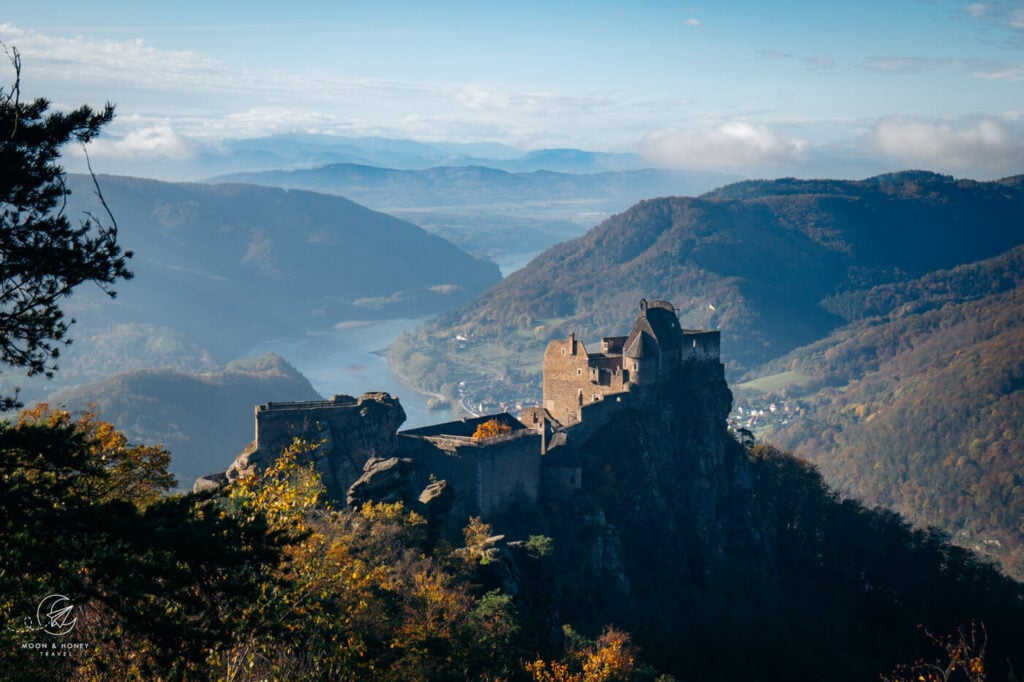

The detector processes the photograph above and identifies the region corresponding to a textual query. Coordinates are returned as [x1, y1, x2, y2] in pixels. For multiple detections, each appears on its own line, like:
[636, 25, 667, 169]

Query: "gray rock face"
[346, 457, 417, 507]
[542, 360, 755, 608]
[192, 471, 228, 494]
[418, 479, 454, 520]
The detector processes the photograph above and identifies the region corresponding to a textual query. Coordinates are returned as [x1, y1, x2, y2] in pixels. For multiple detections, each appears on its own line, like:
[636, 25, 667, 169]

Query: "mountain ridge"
[390, 171, 1024, 412]
[743, 245, 1024, 577]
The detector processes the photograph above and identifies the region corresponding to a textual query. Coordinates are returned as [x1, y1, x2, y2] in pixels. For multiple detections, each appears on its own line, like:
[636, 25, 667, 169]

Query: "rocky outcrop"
[346, 457, 417, 507]
[192, 471, 228, 494]
[541, 358, 756, 616]
[418, 479, 454, 521]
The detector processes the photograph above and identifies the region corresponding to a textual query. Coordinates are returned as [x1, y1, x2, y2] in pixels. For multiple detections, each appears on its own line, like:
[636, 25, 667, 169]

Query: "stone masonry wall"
[229, 392, 406, 500]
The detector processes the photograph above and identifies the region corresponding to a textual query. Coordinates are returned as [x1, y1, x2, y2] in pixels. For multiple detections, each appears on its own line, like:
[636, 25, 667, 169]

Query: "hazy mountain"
[493, 147, 648, 173]
[211, 163, 738, 210]
[0, 174, 500, 406]
[743, 246, 1024, 577]
[64, 175, 498, 353]
[389, 171, 1024, 415]
[95, 133, 667, 182]
[210, 162, 740, 260]
[46, 354, 321, 488]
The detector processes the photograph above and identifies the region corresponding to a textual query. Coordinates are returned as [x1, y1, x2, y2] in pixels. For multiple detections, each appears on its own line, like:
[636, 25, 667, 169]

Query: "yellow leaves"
[359, 500, 426, 528]
[525, 626, 642, 682]
[228, 438, 326, 532]
[525, 658, 582, 682]
[463, 515, 493, 549]
[15, 402, 175, 507]
[472, 417, 513, 440]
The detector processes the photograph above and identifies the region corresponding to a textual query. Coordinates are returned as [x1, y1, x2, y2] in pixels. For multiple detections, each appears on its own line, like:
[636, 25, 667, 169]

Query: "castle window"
[561, 347, 566, 355]
[576, 368, 582, 375]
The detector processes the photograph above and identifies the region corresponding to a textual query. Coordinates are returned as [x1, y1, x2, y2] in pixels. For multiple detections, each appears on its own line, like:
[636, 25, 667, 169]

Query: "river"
[244, 252, 539, 430]
[244, 317, 452, 429]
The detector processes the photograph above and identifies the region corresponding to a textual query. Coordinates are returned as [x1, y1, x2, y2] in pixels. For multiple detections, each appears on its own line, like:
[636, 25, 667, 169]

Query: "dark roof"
[399, 412, 525, 438]
[623, 299, 682, 358]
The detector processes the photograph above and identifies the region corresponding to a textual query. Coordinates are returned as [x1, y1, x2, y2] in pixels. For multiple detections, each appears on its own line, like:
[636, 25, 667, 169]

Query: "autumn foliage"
[472, 418, 513, 440]
[524, 627, 645, 682]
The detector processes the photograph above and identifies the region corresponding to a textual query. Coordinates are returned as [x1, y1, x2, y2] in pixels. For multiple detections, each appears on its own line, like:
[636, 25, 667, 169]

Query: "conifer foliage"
[0, 45, 131, 404]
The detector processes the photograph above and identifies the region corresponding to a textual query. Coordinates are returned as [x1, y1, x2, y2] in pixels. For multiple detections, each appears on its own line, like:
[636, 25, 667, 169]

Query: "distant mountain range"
[209, 159, 739, 260]
[98, 133, 675, 180]
[212, 136, 653, 174]
[212, 162, 738, 211]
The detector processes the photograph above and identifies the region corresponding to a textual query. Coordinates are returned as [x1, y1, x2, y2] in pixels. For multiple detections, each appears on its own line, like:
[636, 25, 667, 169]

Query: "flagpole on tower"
[707, 303, 715, 330]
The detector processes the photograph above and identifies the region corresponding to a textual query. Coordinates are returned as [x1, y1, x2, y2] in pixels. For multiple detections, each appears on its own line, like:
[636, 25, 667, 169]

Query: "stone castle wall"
[682, 331, 721, 362]
[236, 392, 406, 500]
[543, 334, 631, 426]
[398, 430, 541, 520]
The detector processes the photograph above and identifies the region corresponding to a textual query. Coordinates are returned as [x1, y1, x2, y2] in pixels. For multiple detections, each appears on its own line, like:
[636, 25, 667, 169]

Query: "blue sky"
[2, 1, 1023, 179]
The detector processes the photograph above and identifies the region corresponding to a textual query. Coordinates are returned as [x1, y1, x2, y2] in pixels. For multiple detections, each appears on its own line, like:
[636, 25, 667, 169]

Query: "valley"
[5, 6, 1024, 678]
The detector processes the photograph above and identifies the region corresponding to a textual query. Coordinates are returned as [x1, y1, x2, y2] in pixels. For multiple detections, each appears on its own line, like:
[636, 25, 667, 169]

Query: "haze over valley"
[3, 2, 1024, 679]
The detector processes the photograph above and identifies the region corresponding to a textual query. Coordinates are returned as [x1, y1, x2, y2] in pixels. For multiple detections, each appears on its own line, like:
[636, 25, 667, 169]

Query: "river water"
[244, 251, 539, 430]
[245, 317, 452, 430]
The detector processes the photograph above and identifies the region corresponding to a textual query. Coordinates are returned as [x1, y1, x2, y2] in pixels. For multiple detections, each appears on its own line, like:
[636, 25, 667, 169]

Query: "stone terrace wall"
[399, 429, 541, 521]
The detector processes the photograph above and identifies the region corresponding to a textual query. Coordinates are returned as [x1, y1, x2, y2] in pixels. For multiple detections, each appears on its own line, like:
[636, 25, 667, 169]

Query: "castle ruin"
[542, 299, 719, 426]
[210, 298, 721, 525]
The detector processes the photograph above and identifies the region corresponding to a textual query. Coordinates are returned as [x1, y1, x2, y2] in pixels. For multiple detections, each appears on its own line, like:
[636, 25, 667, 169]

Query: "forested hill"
[392, 171, 1024, 405]
[39, 175, 500, 375]
[45, 354, 321, 488]
[748, 245, 1024, 577]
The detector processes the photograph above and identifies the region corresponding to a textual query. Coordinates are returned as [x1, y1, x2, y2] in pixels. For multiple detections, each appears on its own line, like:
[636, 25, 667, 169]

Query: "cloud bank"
[639, 122, 808, 170]
[866, 116, 1024, 176]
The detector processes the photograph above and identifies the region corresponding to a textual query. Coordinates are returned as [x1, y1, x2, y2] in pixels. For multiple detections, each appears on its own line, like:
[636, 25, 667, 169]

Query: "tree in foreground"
[0, 44, 132, 406]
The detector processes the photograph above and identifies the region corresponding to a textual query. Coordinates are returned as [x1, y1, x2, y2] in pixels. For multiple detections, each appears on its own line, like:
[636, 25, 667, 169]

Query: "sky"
[2, 1, 1024, 179]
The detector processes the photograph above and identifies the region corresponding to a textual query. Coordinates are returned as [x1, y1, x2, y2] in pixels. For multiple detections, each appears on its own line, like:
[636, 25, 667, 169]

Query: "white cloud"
[961, 2, 1024, 31]
[975, 62, 1024, 80]
[866, 116, 1024, 175]
[685, 18, 701, 28]
[79, 124, 193, 160]
[639, 122, 808, 169]
[965, 3, 988, 18]
[454, 85, 613, 117]
[0, 23, 222, 89]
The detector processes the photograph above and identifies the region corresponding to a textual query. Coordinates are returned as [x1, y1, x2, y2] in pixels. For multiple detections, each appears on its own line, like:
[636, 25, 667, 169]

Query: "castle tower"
[622, 299, 683, 384]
